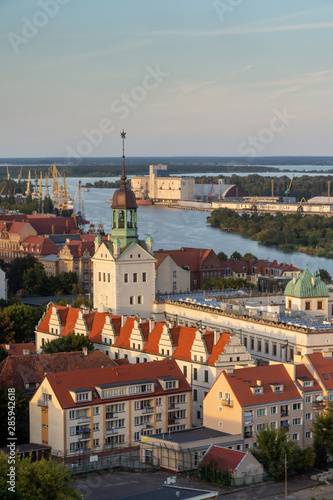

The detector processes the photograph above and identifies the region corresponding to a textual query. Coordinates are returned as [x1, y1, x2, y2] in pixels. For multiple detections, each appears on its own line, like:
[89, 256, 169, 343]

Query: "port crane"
[207, 181, 215, 203]
[285, 175, 294, 196]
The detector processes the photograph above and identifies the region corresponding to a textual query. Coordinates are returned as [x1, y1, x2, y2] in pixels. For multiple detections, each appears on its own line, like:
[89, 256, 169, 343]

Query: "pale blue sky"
[1, 0, 333, 157]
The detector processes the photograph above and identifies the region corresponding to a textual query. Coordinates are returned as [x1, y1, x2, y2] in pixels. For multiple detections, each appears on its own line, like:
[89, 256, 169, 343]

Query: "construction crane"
[5, 164, 10, 180]
[251, 196, 260, 211]
[45, 173, 49, 197]
[17, 167, 23, 183]
[25, 170, 31, 196]
[285, 175, 294, 196]
[0, 186, 5, 196]
[271, 179, 274, 198]
[73, 180, 87, 224]
[297, 197, 307, 212]
[207, 181, 215, 203]
[48, 163, 71, 212]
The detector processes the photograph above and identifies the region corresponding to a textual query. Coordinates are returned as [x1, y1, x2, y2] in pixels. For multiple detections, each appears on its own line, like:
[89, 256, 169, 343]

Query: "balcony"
[106, 428, 118, 435]
[141, 423, 152, 429]
[77, 417, 90, 424]
[168, 417, 176, 425]
[244, 412, 253, 423]
[77, 433, 90, 440]
[142, 407, 153, 414]
[106, 412, 118, 419]
[280, 411, 289, 417]
[244, 431, 253, 438]
[313, 401, 326, 410]
[221, 399, 234, 407]
[168, 403, 180, 409]
[38, 399, 48, 407]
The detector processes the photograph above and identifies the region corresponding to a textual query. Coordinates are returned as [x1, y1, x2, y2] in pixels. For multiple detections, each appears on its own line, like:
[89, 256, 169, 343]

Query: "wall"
[156, 255, 190, 294]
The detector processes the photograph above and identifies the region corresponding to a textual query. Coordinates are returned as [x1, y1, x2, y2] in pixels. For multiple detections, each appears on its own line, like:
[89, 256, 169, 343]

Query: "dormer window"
[250, 385, 263, 395]
[270, 384, 284, 393]
[77, 392, 89, 402]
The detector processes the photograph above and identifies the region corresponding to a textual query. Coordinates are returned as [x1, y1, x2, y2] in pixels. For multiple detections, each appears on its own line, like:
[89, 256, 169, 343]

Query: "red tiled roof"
[7, 221, 31, 234]
[154, 248, 218, 272]
[171, 326, 197, 361]
[154, 253, 168, 269]
[206, 333, 231, 366]
[21, 236, 59, 255]
[200, 445, 246, 472]
[0, 215, 78, 235]
[0, 351, 118, 392]
[114, 318, 149, 349]
[295, 364, 322, 392]
[221, 364, 301, 407]
[45, 359, 191, 408]
[37, 304, 121, 344]
[307, 354, 333, 390]
[60, 240, 94, 258]
[0, 343, 36, 356]
[142, 323, 165, 354]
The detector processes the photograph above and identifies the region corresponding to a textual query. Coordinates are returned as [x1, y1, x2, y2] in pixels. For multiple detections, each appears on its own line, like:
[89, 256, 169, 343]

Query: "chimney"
[82, 347, 88, 356]
[257, 380, 262, 386]
[311, 274, 315, 286]
[213, 330, 220, 345]
[52, 225, 55, 235]
[293, 274, 296, 284]
[149, 318, 155, 332]
[121, 315, 127, 328]
[113, 239, 120, 259]
[107, 234, 111, 241]
[66, 220, 69, 231]
[66, 238, 70, 244]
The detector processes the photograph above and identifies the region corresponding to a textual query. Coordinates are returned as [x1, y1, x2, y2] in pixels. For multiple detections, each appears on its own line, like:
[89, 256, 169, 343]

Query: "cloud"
[231, 65, 252, 77]
[150, 22, 333, 37]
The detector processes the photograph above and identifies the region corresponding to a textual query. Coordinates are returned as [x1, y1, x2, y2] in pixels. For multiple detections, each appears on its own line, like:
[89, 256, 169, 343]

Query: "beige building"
[30, 359, 191, 456]
[131, 164, 195, 202]
[203, 362, 323, 450]
[140, 427, 242, 472]
[155, 253, 191, 293]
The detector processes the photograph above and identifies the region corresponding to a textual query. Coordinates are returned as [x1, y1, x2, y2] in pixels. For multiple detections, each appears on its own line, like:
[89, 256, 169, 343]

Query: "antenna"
[120, 130, 126, 189]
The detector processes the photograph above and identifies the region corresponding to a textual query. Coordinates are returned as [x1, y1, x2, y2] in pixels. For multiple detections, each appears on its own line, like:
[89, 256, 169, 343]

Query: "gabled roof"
[0, 350, 118, 392]
[21, 236, 59, 255]
[220, 364, 301, 407]
[59, 240, 94, 258]
[37, 304, 121, 344]
[307, 353, 333, 390]
[0, 215, 78, 235]
[44, 359, 191, 409]
[114, 318, 149, 349]
[200, 445, 247, 472]
[295, 364, 321, 392]
[154, 247, 219, 272]
[0, 343, 36, 356]
[207, 333, 231, 365]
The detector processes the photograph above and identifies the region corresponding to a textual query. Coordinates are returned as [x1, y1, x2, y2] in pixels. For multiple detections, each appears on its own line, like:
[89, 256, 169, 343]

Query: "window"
[138, 296, 142, 305]
[257, 423, 265, 431]
[193, 390, 197, 401]
[173, 270, 177, 278]
[204, 370, 209, 383]
[257, 340, 262, 352]
[256, 408, 266, 417]
[288, 299, 292, 309]
[156, 413, 162, 421]
[292, 433, 299, 441]
[136, 357, 140, 364]
[193, 368, 197, 380]
[130, 296, 134, 305]
[134, 432, 141, 442]
[305, 431, 312, 440]
[272, 344, 277, 356]
[166, 380, 176, 389]
[218, 406, 222, 413]
[243, 337, 247, 348]
[270, 421, 277, 429]
[293, 403, 301, 411]
[183, 366, 187, 378]
[142, 272, 147, 282]
[133, 273, 137, 283]
[292, 418, 301, 426]
[197, 410, 201, 420]
[93, 439, 99, 447]
[270, 406, 277, 415]
[265, 341, 269, 354]
[98, 272, 101, 281]
[305, 412, 312, 421]
[156, 398, 162, 406]
[93, 423, 99, 431]
[76, 392, 89, 402]
[124, 273, 128, 283]
[250, 337, 254, 350]
[218, 391, 222, 400]
[317, 301, 323, 310]
[93, 407, 99, 415]
[70, 426, 76, 436]
[305, 301, 311, 311]
[108, 273, 110, 283]
[305, 395, 312, 404]
[173, 281, 177, 290]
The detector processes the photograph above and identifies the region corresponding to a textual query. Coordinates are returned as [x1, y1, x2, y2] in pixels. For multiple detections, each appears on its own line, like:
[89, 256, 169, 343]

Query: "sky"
[1, 0, 333, 158]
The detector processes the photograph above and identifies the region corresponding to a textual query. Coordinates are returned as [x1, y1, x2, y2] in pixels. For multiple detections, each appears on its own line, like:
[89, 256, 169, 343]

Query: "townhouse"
[30, 359, 191, 456]
[203, 362, 323, 449]
[35, 303, 254, 426]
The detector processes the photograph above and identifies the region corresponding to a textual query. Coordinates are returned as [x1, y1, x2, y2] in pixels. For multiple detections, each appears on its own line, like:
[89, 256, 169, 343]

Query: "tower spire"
[121, 129, 126, 189]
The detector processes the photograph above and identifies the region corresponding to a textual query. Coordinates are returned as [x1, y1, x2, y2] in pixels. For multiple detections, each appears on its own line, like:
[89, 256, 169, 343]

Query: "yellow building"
[30, 359, 192, 457]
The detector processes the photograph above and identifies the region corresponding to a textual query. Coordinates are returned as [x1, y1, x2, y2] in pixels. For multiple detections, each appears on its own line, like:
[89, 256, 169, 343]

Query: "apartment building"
[296, 351, 333, 407]
[30, 359, 191, 456]
[203, 363, 323, 449]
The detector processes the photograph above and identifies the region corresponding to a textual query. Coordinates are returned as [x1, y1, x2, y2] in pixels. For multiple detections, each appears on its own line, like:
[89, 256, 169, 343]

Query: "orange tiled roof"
[206, 333, 231, 365]
[295, 364, 322, 392]
[142, 323, 165, 354]
[307, 353, 333, 390]
[21, 236, 59, 255]
[45, 359, 191, 408]
[154, 248, 218, 272]
[221, 364, 301, 407]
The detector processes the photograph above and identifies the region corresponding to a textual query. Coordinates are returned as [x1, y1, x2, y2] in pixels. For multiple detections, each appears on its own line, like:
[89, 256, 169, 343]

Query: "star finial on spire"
[120, 130, 126, 189]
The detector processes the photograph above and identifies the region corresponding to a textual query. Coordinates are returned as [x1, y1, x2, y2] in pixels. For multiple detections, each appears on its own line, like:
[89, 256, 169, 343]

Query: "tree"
[5, 256, 40, 296]
[0, 388, 29, 446]
[41, 332, 94, 354]
[0, 453, 82, 499]
[313, 401, 333, 462]
[243, 252, 258, 260]
[217, 251, 228, 261]
[230, 251, 242, 260]
[0, 346, 8, 362]
[318, 268, 332, 283]
[22, 264, 50, 296]
[252, 426, 314, 480]
[0, 312, 15, 344]
[3, 304, 45, 343]
[71, 294, 93, 309]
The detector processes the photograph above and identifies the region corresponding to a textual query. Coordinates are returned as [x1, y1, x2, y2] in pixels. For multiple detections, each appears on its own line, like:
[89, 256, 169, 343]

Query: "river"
[64, 177, 332, 274]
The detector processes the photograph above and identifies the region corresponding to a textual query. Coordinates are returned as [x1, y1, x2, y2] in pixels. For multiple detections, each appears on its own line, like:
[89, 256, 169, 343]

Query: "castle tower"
[92, 131, 156, 318]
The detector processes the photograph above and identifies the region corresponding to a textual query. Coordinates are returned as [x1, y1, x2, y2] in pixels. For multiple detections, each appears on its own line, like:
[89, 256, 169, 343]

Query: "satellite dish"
[316, 395, 324, 401]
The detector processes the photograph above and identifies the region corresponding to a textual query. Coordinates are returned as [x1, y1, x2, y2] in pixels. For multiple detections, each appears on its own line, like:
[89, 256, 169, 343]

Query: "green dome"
[94, 235, 102, 243]
[146, 236, 154, 243]
[284, 267, 329, 298]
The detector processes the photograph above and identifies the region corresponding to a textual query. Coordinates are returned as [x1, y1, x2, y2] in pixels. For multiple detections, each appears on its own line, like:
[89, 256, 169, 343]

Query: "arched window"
[112, 211, 117, 228]
[118, 210, 124, 228]
[127, 210, 132, 228]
